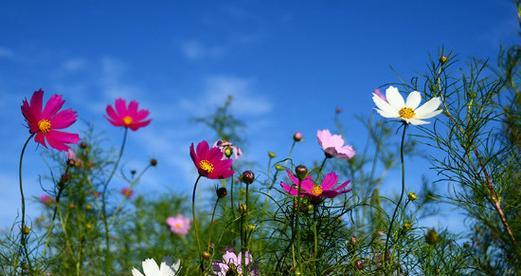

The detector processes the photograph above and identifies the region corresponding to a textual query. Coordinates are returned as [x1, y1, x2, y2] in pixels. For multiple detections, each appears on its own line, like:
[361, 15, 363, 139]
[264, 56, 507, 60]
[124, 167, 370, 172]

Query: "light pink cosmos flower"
[121, 187, 134, 199]
[39, 194, 54, 206]
[166, 214, 191, 236]
[105, 98, 151, 131]
[67, 149, 83, 167]
[280, 170, 351, 201]
[21, 89, 80, 151]
[213, 140, 243, 160]
[316, 129, 356, 159]
[213, 250, 258, 276]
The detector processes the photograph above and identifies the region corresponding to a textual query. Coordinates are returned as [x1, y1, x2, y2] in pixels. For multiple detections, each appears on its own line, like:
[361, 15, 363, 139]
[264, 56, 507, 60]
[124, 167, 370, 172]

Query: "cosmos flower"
[67, 149, 83, 167]
[105, 98, 151, 131]
[280, 170, 351, 201]
[373, 88, 387, 101]
[39, 195, 54, 206]
[21, 89, 80, 151]
[213, 250, 258, 276]
[121, 187, 134, 199]
[131, 257, 180, 276]
[166, 214, 191, 236]
[372, 86, 442, 125]
[190, 140, 234, 179]
[316, 129, 356, 159]
[213, 140, 243, 159]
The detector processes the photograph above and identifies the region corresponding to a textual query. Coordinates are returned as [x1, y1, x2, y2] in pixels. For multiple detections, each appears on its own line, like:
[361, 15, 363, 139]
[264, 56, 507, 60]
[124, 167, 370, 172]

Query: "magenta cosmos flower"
[166, 214, 191, 236]
[316, 129, 356, 159]
[213, 250, 258, 276]
[105, 98, 151, 131]
[280, 170, 351, 200]
[21, 89, 80, 151]
[190, 140, 234, 179]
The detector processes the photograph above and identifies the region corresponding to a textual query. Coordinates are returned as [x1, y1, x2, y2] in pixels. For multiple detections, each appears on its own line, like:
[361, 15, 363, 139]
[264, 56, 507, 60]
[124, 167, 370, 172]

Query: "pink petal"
[196, 140, 210, 158]
[45, 130, 80, 151]
[189, 143, 198, 165]
[30, 89, 44, 116]
[114, 98, 127, 116]
[135, 109, 150, 121]
[34, 133, 47, 148]
[51, 109, 77, 129]
[128, 100, 139, 115]
[105, 105, 120, 121]
[128, 119, 151, 131]
[42, 94, 65, 118]
[320, 172, 339, 190]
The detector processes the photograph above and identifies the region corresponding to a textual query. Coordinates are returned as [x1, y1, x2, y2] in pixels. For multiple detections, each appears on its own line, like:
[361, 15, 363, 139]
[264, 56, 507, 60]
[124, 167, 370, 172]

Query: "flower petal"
[321, 172, 338, 190]
[42, 94, 65, 118]
[51, 109, 77, 129]
[372, 94, 398, 115]
[142, 258, 160, 275]
[385, 86, 405, 110]
[414, 97, 441, 117]
[408, 118, 430, 125]
[115, 98, 127, 116]
[416, 109, 443, 120]
[405, 91, 422, 109]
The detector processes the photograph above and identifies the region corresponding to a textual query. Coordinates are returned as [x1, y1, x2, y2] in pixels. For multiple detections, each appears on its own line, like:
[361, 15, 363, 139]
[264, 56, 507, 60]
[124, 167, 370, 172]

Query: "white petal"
[160, 261, 177, 276]
[372, 94, 398, 114]
[414, 97, 441, 117]
[142, 259, 161, 275]
[409, 118, 430, 125]
[416, 109, 443, 119]
[132, 268, 145, 276]
[405, 91, 422, 109]
[385, 86, 405, 110]
[375, 108, 399, 119]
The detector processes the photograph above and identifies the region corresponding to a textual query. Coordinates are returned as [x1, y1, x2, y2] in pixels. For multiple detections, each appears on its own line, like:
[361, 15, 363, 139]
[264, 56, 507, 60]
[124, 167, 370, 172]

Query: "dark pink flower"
[316, 129, 356, 160]
[105, 98, 151, 131]
[21, 89, 80, 151]
[280, 170, 351, 200]
[190, 140, 234, 179]
[121, 187, 134, 199]
[39, 194, 54, 206]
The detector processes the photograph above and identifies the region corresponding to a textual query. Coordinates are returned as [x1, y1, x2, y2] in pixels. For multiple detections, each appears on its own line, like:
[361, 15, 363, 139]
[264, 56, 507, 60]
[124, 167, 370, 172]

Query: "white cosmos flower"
[132, 257, 180, 276]
[372, 86, 442, 125]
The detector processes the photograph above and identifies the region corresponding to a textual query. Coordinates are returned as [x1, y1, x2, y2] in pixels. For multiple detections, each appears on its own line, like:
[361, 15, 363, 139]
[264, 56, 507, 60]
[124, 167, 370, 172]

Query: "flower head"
[121, 187, 134, 199]
[132, 257, 180, 276]
[105, 98, 151, 131]
[372, 86, 442, 125]
[213, 140, 242, 159]
[190, 140, 234, 179]
[280, 170, 351, 201]
[39, 195, 54, 206]
[166, 214, 191, 236]
[21, 89, 80, 151]
[317, 129, 356, 159]
[213, 250, 258, 276]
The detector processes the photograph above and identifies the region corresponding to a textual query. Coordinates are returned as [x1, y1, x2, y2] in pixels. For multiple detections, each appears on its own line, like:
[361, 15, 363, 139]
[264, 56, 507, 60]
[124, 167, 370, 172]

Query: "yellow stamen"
[37, 119, 52, 134]
[174, 223, 181, 229]
[123, 116, 133, 126]
[199, 160, 214, 173]
[311, 185, 323, 197]
[399, 107, 415, 119]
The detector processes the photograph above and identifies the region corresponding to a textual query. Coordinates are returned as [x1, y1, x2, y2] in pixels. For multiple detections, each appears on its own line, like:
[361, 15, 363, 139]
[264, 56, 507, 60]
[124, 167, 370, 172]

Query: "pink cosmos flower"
[21, 89, 80, 151]
[121, 187, 134, 199]
[67, 149, 83, 167]
[39, 194, 54, 206]
[190, 140, 234, 179]
[105, 98, 151, 131]
[213, 140, 243, 160]
[374, 88, 387, 102]
[280, 170, 351, 200]
[166, 214, 191, 236]
[316, 129, 356, 159]
[213, 250, 258, 276]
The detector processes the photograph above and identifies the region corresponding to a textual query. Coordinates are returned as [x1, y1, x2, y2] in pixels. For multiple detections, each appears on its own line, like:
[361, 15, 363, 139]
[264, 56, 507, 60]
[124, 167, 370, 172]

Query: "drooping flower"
[213, 250, 258, 276]
[372, 86, 442, 125]
[190, 140, 234, 179]
[131, 257, 180, 276]
[166, 214, 191, 236]
[316, 129, 356, 159]
[213, 140, 243, 159]
[121, 187, 134, 199]
[105, 98, 151, 131]
[39, 195, 54, 206]
[21, 89, 80, 151]
[280, 170, 351, 200]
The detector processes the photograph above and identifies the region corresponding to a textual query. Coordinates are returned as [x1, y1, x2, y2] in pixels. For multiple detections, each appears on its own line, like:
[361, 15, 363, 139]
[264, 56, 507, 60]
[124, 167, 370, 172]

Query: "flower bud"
[402, 221, 412, 231]
[217, 187, 228, 198]
[224, 147, 233, 158]
[407, 192, 417, 201]
[240, 170, 255, 185]
[293, 132, 303, 142]
[354, 259, 364, 270]
[275, 164, 284, 171]
[149, 159, 158, 167]
[439, 55, 448, 64]
[349, 235, 358, 247]
[69, 203, 76, 209]
[268, 151, 276, 158]
[246, 224, 256, 232]
[335, 106, 342, 114]
[425, 228, 439, 245]
[130, 170, 137, 176]
[295, 165, 308, 180]
[86, 223, 93, 230]
[67, 158, 77, 167]
[22, 225, 31, 235]
[202, 251, 211, 260]
[239, 203, 248, 214]
[85, 204, 93, 211]
[79, 142, 88, 149]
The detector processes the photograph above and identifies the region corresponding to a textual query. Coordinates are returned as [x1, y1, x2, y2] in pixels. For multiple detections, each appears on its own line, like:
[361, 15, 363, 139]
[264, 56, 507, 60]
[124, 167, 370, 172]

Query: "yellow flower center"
[123, 116, 133, 126]
[174, 223, 181, 229]
[37, 119, 52, 134]
[310, 185, 323, 196]
[199, 160, 214, 173]
[399, 107, 415, 119]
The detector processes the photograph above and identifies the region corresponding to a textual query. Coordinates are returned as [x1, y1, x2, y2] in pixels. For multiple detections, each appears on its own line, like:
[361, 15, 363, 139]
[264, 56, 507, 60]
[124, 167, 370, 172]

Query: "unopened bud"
[268, 151, 276, 158]
[241, 170, 255, 185]
[407, 192, 417, 201]
[354, 259, 364, 270]
[239, 203, 248, 214]
[224, 147, 233, 158]
[295, 165, 308, 180]
[149, 159, 158, 167]
[217, 187, 228, 198]
[349, 235, 358, 247]
[402, 221, 412, 231]
[85, 204, 93, 211]
[293, 132, 303, 142]
[275, 164, 284, 171]
[22, 225, 31, 235]
[202, 251, 211, 260]
[246, 224, 256, 232]
[425, 228, 439, 245]
[79, 142, 88, 149]
[439, 55, 448, 64]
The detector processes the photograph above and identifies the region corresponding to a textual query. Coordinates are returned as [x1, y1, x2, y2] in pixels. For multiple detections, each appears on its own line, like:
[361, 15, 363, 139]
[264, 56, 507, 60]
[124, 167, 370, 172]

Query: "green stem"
[18, 134, 34, 273]
[384, 123, 407, 269]
[317, 156, 328, 177]
[191, 175, 203, 270]
[207, 197, 220, 253]
[101, 127, 128, 274]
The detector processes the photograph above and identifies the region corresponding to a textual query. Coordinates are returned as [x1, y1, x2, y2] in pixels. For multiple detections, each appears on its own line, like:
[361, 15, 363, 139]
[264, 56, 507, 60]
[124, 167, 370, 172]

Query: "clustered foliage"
[1, 5, 521, 276]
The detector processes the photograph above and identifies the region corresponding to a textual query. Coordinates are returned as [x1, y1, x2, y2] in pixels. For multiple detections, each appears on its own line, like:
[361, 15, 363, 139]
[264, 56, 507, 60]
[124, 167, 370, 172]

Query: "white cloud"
[61, 58, 87, 72]
[180, 40, 224, 60]
[0, 47, 14, 59]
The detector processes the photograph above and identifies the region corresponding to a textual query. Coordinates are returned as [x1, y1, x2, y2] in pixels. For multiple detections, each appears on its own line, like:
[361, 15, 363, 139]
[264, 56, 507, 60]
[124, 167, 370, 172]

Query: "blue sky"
[0, 1, 518, 232]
